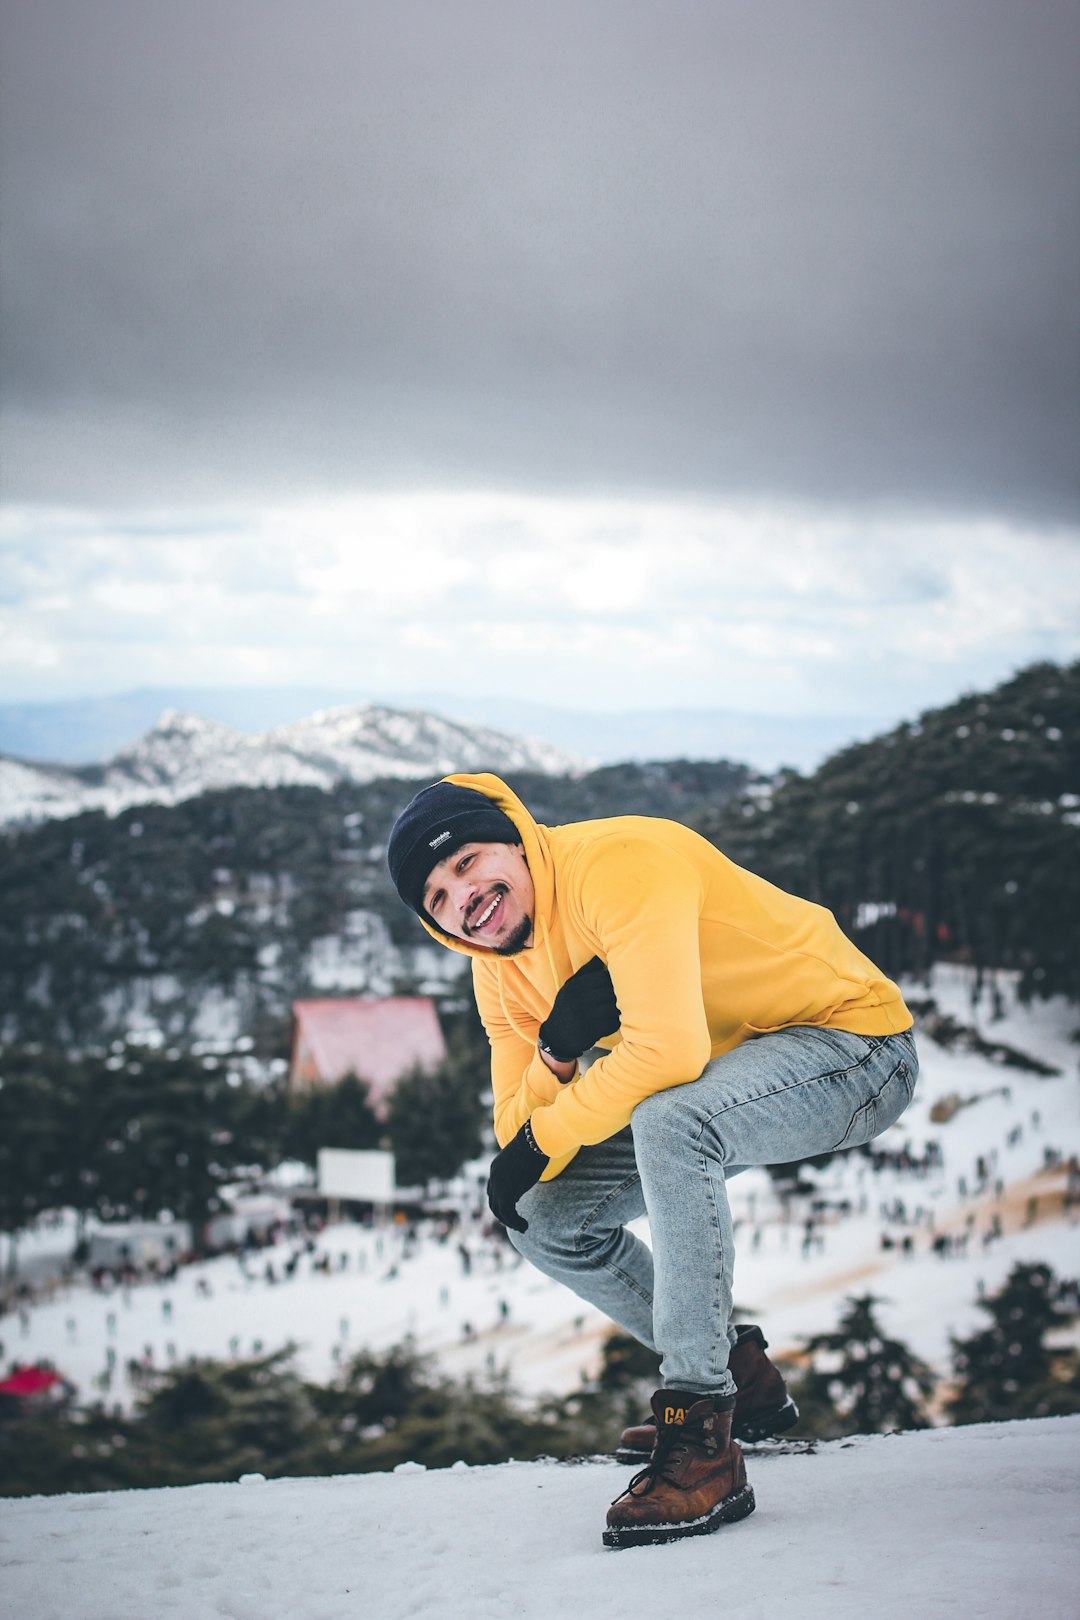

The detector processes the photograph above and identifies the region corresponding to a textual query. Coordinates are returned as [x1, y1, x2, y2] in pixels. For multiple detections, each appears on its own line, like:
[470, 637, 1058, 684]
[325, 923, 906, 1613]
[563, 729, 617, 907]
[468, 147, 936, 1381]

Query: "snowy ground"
[3, 1417, 1078, 1620]
[4, 965, 1080, 1409]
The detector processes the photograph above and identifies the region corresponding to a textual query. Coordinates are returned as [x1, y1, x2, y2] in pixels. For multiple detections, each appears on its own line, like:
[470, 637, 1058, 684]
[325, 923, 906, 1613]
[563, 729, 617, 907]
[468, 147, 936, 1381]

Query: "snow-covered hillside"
[3, 1417, 1078, 1620]
[0, 703, 584, 826]
[9, 967, 1079, 1408]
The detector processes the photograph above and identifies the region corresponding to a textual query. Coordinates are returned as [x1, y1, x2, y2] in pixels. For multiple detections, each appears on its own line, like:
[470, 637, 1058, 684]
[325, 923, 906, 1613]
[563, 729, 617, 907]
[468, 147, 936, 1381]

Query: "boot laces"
[616, 1423, 705, 1501]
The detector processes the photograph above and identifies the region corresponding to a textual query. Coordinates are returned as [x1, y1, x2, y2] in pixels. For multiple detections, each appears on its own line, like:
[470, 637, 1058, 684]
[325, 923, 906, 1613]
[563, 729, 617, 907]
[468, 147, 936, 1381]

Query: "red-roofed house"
[289, 996, 448, 1113]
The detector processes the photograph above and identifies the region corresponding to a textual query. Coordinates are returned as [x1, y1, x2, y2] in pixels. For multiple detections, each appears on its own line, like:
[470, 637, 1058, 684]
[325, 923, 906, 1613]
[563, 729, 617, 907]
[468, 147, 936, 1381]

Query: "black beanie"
[387, 781, 521, 917]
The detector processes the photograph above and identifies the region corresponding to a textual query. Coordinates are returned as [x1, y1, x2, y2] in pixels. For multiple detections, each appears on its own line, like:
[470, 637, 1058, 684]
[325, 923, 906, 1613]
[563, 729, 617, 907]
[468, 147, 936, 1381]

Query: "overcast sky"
[1, 1, 1078, 723]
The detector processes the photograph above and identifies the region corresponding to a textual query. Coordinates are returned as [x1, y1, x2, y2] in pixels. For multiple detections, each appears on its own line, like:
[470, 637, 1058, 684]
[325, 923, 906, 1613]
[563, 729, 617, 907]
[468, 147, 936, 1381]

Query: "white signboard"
[317, 1148, 396, 1203]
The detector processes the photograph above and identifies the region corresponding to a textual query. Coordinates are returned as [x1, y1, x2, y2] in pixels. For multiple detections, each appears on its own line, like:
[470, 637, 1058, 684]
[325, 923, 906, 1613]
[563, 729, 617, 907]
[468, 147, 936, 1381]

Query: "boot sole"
[603, 1482, 756, 1549]
[614, 1398, 800, 1465]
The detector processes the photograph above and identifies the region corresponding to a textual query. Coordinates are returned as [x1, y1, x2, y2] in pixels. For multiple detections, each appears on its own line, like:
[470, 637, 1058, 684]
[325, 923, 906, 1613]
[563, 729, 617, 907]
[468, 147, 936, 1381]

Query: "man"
[387, 773, 918, 1549]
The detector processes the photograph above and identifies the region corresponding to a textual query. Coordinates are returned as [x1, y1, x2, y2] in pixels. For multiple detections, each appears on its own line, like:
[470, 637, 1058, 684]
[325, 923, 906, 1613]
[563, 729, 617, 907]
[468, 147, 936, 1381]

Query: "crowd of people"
[3, 1103, 1078, 1419]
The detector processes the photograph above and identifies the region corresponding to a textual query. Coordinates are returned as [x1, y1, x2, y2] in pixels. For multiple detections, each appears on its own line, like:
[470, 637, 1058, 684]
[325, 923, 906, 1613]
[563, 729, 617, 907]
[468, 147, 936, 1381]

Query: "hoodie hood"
[413, 772, 557, 962]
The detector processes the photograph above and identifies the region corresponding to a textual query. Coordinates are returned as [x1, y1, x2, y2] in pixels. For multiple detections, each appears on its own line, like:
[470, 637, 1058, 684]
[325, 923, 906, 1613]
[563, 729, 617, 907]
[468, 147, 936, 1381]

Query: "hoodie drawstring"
[495, 916, 565, 1045]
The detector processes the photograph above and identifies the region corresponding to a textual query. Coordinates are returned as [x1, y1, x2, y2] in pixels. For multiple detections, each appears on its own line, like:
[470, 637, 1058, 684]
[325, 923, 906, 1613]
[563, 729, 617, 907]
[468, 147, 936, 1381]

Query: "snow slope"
[10, 966, 1078, 1410]
[2, 1417, 1077, 1620]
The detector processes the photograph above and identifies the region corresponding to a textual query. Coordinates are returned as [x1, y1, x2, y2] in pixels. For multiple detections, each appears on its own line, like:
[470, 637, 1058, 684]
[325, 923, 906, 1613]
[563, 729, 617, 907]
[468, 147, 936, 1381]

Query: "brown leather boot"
[615, 1324, 798, 1463]
[603, 1389, 755, 1549]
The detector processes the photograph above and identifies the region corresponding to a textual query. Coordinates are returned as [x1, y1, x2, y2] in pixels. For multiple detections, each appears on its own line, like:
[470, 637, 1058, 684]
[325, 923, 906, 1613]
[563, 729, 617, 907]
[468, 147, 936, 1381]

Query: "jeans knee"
[508, 1187, 546, 1252]
[505, 1220, 537, 1264]
[510, 1187, 576, 1267]
[511, 1188, 625, 1276]
[631, 1085, 692, 1143]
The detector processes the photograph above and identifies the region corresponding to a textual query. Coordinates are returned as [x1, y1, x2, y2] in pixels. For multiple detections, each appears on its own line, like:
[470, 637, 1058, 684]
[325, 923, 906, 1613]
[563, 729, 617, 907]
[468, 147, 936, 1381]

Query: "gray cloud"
[2, 0, 1078, 519]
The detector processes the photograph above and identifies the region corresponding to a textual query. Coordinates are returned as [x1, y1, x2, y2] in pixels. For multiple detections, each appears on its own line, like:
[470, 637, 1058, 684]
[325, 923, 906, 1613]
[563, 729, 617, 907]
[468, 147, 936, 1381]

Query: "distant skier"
[387, 775, 917, 1548]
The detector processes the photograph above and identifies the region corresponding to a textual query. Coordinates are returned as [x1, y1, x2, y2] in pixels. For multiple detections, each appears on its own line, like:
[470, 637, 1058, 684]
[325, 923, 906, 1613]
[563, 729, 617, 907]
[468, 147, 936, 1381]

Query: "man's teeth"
[474, 895, 501, 928]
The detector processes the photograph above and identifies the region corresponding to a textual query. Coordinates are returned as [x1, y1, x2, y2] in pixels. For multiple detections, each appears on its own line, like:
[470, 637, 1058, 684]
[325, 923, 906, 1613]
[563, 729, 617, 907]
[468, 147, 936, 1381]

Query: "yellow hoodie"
[420, 773, 912, 1178]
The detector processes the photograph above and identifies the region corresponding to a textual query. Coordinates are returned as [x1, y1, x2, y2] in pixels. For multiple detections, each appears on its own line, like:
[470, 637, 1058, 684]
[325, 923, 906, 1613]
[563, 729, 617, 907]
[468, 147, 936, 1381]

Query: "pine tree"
[284, 1073, 383, 1167]
[311, 1342, 559, 1473]
[385, 1028, 486, 1187]
[791, 1294, 936, 1438]
[0, 1050, 80, 1270]
[948, 1262, 1080, 1425]
[133, 1349, 328, 1482]
[69, 1046, 254, 1244]
[596, 1329, 662, 1392]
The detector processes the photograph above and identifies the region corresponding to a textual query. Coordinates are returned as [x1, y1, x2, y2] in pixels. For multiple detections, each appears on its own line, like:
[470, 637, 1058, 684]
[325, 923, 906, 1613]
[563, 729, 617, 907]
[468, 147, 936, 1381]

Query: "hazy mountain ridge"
[0, 686, 882, 774]
[0, 703, 584, 828]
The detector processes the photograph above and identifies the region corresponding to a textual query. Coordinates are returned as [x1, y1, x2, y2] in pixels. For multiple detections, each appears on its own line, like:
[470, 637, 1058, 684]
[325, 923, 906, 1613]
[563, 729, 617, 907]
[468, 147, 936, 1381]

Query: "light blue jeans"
[511, 1025, 918, 1394]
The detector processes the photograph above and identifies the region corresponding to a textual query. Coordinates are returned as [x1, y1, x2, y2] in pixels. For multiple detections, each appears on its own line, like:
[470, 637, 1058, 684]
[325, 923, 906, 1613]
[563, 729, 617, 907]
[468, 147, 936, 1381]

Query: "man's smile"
[466, 887, 507, 935]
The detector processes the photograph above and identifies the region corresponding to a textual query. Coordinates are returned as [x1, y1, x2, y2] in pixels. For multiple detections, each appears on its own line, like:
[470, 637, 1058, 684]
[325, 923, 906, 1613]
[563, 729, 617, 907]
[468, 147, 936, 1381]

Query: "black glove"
[487, 1121, 549, 1233]
[538, 956, 620, 1064]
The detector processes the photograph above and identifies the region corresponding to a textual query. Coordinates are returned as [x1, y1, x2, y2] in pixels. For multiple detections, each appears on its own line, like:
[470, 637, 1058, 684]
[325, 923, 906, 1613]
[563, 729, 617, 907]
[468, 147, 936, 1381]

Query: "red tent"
[0, 1365, 64, 1397]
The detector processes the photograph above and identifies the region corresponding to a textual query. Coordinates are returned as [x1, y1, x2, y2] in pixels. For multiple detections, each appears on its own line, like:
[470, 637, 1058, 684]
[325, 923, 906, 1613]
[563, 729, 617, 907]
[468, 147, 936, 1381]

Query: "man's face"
[422, 841, 535, 954]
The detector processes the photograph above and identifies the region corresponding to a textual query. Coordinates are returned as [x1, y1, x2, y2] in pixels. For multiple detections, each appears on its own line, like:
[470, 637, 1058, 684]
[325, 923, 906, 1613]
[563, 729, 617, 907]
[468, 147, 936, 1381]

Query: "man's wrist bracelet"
[522, 1118, 546, 1158]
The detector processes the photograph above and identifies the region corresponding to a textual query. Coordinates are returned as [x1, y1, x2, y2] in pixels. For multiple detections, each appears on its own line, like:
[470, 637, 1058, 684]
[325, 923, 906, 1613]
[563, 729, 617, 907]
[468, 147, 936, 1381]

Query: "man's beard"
[494, 914, 534, 956]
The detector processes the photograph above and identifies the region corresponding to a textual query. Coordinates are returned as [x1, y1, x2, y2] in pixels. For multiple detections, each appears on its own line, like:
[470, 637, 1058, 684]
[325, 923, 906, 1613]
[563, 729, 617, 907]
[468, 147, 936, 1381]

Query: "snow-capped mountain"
[0, 704, 584, 827]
